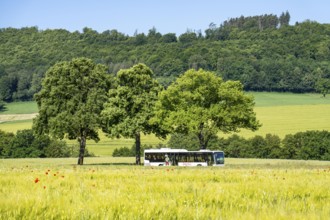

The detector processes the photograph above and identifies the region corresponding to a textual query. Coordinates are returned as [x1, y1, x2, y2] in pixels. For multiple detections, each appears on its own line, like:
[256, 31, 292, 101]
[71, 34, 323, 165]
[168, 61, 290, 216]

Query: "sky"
[1, 0, 330, 36]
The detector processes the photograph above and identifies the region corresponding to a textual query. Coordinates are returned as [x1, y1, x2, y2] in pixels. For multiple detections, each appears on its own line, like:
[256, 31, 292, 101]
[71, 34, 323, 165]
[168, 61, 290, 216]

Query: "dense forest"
[1, 12, 330, 102]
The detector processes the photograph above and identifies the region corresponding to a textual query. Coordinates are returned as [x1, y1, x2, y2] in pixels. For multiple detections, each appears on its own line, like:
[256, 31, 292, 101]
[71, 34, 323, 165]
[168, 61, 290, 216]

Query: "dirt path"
[0, 113, 38, 123]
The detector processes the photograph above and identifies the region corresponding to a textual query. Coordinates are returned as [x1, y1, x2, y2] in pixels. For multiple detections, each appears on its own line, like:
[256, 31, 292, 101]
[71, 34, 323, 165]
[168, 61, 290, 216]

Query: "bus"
[144, 148, 224, 167]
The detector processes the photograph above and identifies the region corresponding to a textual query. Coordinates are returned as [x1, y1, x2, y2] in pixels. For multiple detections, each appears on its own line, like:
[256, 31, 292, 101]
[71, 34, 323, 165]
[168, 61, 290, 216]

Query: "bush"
[44, 140, 70, 158]
[7, 129, 44, 158]
[0, 130, 15, 157]
[112, 144, 154, 157]
[1, 129, 82, 158]
[68, 144, 95, 157]
[167, 132, 224, 150]
[0, 101, 5, 111]
[282, 130, 330, 160]
[112, 147, 133, 157]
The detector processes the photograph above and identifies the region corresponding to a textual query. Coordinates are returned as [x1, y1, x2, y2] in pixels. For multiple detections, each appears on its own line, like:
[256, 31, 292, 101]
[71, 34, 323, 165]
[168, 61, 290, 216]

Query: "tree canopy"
[33, 57, 111, 165]
[101, 63, 164, 165]
[153, 69, 261, 149]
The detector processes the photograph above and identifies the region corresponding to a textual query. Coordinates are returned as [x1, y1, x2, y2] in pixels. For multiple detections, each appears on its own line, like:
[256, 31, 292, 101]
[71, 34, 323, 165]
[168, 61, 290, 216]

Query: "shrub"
[2, 129, 83, 158]
[0, 130, 15, 157]
[0, 101, 5, 111]
[282, 130, 330, 160]
[112, 144, 154, 157]
[68, 144, 94, 157]
[44, 140, 70, 158]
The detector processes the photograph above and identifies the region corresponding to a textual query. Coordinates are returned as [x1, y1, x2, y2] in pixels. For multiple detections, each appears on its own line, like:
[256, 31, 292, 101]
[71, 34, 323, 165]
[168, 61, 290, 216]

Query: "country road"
[0, 113, 38, 123]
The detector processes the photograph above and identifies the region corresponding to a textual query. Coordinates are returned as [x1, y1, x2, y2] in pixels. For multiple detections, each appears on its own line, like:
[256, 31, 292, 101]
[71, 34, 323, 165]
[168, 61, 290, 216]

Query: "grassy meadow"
[0, 101, 38, 114]
[0, 157, 330, 219]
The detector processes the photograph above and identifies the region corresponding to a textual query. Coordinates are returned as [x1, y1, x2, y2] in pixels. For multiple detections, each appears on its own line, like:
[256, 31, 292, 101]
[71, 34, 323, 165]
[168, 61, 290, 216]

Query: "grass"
[251, 92, 330, 107]
[0, 119, 35, 133]
[1, 157, 330, 168]
[0, 101, 38, 114]
[234, 104, 330, 138]
[0, 158, 329, 219]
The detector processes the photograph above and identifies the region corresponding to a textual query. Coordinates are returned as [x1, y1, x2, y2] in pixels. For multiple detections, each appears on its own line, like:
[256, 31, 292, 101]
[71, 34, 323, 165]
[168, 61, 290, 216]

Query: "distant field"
[0, 101, 37, 114]
[0, 92, 329, 156]
[251, 92, 330, 107]
[235, 104, 330, 138]
[0, 119, 35, 133]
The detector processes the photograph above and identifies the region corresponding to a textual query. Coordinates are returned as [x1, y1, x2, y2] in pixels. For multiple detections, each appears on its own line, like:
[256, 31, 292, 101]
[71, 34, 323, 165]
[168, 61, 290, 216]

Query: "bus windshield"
[214, 152, 224, 165]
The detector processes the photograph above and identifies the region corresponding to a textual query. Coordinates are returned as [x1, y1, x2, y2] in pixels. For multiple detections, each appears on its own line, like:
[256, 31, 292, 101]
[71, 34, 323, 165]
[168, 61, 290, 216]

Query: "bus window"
[214, 152, 224, 165]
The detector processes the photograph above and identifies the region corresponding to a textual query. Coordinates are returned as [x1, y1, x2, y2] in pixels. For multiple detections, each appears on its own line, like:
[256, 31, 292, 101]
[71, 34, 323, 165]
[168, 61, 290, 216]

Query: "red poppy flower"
[34, 178, 40, 183]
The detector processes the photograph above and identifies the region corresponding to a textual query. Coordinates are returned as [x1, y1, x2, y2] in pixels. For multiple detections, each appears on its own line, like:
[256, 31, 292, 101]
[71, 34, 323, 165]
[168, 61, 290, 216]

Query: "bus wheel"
[159, 164, 163, 166]
[197, 164, 202, 166]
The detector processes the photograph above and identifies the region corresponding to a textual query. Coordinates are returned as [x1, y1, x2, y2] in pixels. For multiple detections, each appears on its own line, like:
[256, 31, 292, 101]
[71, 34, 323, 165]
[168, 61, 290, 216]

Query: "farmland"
[0, 157, 330, 219]
[1, 93, 330, 219]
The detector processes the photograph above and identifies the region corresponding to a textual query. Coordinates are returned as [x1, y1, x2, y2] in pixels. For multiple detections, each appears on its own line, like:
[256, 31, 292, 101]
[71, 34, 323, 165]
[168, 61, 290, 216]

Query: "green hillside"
[1, 14, 330, 102]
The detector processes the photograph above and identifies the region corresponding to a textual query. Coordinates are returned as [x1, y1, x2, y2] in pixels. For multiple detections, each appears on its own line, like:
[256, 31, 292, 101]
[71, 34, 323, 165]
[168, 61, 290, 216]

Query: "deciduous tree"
[153, 69, 261, 149]
[33, 58, 111, 165]
[101, 63, 165, 165]
[315, 78, 330, 97]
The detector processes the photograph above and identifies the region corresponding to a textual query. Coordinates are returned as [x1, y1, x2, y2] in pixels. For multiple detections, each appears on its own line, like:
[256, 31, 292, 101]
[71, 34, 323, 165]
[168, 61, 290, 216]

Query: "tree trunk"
[198, 123, 206, 149]
[135, 132, 141, 165]
[77, 135, 86, 165]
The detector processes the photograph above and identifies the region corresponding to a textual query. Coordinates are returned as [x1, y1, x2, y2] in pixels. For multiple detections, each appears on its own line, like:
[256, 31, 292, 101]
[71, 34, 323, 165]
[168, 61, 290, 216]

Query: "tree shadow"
[83, 163, 137, 166]
[0, 104, 7, 113]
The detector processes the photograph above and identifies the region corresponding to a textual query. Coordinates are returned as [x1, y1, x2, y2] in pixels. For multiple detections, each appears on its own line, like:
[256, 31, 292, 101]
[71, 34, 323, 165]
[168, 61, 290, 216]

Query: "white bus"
[144, 148, 224, 167]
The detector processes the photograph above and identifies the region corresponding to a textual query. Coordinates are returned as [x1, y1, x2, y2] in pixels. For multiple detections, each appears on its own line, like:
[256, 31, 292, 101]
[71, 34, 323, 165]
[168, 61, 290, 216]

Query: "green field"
[0, 101, 38, 114]
[251, 92, 330, 107]
[0, 92, 330, 156]
[0, 157, 329, 219]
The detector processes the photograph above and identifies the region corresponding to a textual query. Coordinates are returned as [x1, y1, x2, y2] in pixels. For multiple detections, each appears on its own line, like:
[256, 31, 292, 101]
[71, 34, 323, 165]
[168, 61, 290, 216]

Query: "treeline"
[206, 11, 290, 39]
[1, 12, 330, 102]
[0, 129, 93, 158]
[115, 130, 330, 161]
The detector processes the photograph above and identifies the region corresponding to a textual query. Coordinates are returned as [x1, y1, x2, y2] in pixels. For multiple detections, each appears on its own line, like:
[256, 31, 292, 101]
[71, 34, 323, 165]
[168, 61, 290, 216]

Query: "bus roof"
[144, 148, 223, 153]
[144, 148, 188, 153]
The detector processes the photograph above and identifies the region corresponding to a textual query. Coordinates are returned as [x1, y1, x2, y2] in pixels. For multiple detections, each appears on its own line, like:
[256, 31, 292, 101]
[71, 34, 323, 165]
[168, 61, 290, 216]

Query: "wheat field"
[0, 157, 330, 219]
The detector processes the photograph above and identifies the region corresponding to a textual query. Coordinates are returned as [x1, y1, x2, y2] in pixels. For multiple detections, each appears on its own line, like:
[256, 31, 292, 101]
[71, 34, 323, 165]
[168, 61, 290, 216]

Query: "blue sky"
[1, 0, 330, 35]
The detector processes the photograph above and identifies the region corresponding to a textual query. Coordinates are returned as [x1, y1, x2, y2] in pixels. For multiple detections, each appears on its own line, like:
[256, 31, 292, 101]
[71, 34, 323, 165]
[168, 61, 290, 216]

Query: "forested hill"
[1, 12, 330, 102]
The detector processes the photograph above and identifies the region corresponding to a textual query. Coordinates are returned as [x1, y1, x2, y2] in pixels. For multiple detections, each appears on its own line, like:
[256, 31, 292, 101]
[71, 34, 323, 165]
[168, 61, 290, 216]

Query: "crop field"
[0, 157, 329, 219]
